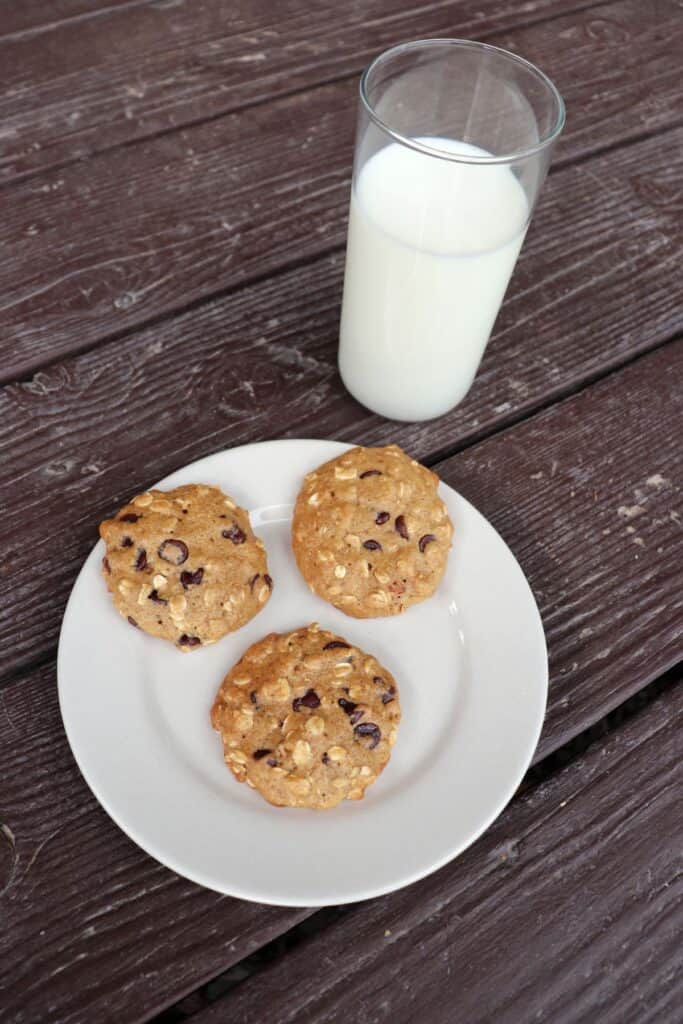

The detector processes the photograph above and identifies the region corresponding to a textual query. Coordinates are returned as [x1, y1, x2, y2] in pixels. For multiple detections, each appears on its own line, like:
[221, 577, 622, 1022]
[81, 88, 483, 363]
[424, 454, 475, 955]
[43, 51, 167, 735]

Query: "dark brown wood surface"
[0, 0, 138, 36]
[0, 0, 611, 184]
[2, 128, 682, 678]
[1, 0, 681, 379]
[0, 664, 308, 1024]
[1, 1, 681, 1021]
[1, 343, 680, 1023]
[437, 342, 682, 756]
[194, 681, 683, 1024]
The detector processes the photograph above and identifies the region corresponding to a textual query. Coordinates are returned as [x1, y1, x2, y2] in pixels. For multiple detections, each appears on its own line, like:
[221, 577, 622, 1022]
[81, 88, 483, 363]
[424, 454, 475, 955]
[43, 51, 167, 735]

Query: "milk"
[339, 137, 529, 421]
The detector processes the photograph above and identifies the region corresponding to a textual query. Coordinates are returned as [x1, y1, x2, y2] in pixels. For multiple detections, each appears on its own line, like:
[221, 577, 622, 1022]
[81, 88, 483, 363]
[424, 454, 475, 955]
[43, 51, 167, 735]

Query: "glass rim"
[359, 38, 566, 166]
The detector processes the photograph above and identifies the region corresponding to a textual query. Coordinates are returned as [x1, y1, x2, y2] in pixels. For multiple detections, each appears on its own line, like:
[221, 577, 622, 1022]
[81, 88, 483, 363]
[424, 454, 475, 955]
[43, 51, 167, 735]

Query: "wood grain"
[438, 343, 683, 758]
[2, 0, 681, 379]
[1, 5, 681, 1022]
[194, 682, 683, 1024]
[0, 0, 144, 37]
[0, 0, 602, 183]
[1, 130, 681, 678]
[0, 662, 310, 1024]
[0, 347, 679, 1023]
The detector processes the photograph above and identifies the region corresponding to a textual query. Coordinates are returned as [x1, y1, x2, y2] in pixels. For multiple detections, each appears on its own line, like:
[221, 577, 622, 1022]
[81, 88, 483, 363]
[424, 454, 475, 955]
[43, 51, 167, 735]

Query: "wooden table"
[1, 2, 681, 1021]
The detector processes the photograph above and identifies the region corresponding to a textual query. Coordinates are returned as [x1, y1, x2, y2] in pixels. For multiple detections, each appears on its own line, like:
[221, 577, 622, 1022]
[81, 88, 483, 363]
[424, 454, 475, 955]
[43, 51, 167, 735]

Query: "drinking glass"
[338, 39, 565, 422]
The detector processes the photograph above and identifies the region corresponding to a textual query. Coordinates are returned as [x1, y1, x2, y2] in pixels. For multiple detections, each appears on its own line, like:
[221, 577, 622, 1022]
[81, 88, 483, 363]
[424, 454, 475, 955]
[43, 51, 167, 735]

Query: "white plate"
[58, 439, 547, 907]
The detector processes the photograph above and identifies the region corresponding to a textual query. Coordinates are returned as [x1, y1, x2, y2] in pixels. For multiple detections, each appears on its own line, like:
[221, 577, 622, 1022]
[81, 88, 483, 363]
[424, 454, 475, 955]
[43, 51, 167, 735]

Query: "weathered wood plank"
[440, 346, 683, 758]
[0, 662, 310, 1024]
[1, 130, 681, 678]
[0, 0, 143, 37]
[495, 0, 683, 167]
[1, 0, 681, 379]
[194, 682, 683, 1024]
[0, 0, 601, 183]
[1, 346, 680, 1022]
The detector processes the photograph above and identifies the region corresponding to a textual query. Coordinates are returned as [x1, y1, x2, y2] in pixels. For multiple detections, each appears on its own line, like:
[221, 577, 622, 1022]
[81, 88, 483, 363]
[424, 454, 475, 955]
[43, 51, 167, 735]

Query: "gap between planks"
[2, 0, 680, 383]
[417, 327, 683, 470]
[3, 241, 339, 390]
[0, 329, 679, 697]
[552, 115, 683, 173]
[0, 341, 679, 1021]
[4, 113, 682, 396]
[149, 664, 682, 1023]
[0, 0, 609, 190]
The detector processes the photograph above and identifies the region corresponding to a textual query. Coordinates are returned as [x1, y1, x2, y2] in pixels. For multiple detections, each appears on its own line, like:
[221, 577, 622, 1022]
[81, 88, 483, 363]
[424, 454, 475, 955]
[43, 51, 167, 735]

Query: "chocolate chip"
[381, 692, 395, 704]
[373, 676, 384, 686]
[134, 548, 147, 571]
[148, 589, 167, 604]
[263, 573, 273, 588]
[178, 633, 200, 647]
[323, 640, 351, 650]
[180, 567, 204, 588]
[119, 513, 140, 523]
[359, 469, 382, 479]
[293, 688, 321, 712]
[338, 697, 357, 717]
[375, 511, 390, 525]
[102, 556, 111, 574]
[322, 752, 330, 765]
[121, 536, 133, 548]
[158, 539, 189, 565]
[419, 533, 436, 553]
[266, 757, 279, 767]
[349, 707, 365, 725]
[363, 539, 382, 551]
[127, 616, 139, 628]
[248, 573, 260, 591]
[182, 509, 188, 514]
[253, 748, 272, 760]
[249, 690, 258, 706]
[395, 515, 409, 540]
[354, 722, 381, 748]
[222, 525, 246, 544]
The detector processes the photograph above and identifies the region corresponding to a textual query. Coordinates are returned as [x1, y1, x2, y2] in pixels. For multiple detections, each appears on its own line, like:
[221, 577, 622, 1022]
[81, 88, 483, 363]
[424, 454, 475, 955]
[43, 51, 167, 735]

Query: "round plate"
[58, 439, 547, 907]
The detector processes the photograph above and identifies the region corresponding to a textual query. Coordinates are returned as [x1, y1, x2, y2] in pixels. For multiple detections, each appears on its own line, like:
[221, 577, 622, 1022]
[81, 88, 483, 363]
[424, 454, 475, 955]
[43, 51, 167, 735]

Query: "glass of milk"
[339, 39, 565, 421]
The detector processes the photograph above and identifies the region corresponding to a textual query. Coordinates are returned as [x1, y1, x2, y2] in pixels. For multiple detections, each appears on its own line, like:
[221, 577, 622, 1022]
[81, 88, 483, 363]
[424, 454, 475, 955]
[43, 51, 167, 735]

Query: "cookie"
[210, 624, 401, 809]
[291, 445, 453, 617]
[99, 484, 272, 650]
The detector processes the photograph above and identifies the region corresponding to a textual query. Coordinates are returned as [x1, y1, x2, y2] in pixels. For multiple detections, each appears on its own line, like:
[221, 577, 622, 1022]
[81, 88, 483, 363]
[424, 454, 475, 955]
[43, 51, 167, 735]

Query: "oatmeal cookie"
[292, 445, 452, 616]
[210, 624, 401, 809]
[100, 484, 272, 649]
